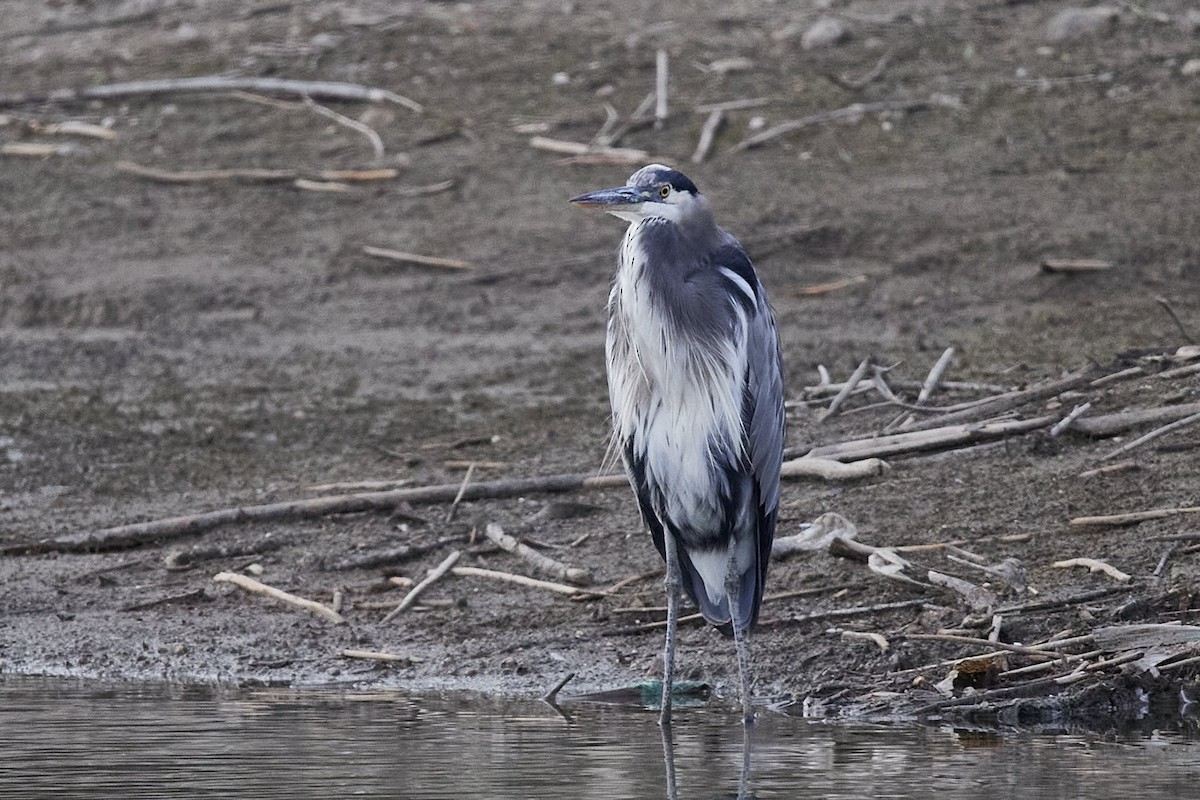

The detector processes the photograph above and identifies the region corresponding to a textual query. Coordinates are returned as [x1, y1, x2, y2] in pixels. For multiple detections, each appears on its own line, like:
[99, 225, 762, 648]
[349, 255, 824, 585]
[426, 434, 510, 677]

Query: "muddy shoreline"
[2, 1, 1199, 731]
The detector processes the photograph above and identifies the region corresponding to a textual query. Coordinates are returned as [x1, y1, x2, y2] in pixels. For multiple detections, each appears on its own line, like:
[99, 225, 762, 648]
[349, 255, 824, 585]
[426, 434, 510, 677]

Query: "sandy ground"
[2, 0, 1200, 729]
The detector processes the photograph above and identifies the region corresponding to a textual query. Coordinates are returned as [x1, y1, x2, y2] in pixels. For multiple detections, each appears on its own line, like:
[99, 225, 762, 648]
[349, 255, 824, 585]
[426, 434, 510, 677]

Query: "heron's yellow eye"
[659, 185, 671, 199]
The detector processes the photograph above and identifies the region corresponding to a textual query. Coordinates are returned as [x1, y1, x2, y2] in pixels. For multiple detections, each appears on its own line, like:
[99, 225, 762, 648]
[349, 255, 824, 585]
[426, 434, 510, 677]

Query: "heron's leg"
[726, 568, 754, 725]
[660, 533, 682, 727]
[660, 715, 679, 800]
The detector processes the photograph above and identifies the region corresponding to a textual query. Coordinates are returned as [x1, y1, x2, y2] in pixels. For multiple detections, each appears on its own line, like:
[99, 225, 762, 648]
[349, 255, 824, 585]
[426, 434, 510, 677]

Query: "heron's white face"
[570, 164, 706, 226]
[606, 182, 703, 225]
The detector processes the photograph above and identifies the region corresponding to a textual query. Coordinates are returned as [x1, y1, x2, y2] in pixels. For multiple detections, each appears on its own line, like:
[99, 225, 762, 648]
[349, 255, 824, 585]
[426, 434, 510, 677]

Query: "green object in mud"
[637, 680, 712, 709]
[566, 681, 712, 709]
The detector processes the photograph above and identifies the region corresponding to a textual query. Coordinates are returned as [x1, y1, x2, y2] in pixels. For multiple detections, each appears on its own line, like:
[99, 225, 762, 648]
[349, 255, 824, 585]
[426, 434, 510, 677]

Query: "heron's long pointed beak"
[569, 186, 645, 209]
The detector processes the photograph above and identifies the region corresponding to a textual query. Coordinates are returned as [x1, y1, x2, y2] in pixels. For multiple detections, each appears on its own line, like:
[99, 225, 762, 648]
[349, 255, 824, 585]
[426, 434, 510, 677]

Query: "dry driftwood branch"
[838, 630, 890, 652]
[773, 513, 858, 558]
[1078, 461, 1139, 478]
[293, 178, 353, 193]
[362, 245, 471, 271]
[655, 49, 669, 126]
[691, 109, 724, 163]
[779, 456, 887, 481]
[798, 274, 869, 296]
[483, 522, 592, 585]
[694, 97, 769, 114]
[1050, 402, 1093, 436]
[29, 120, 117, 140]
[445, 462, 476, 523]
[324, 537, 455, 572]
[1051, 557, 1132, 582]
[927, 570, 997, 611]
[541, 672, 576, 704]
[905, 632, 1065, 661]
[2, 142, 76, 157]
[916, 347, 956, 406]
[808, 414, 1056, 461]
[13, 472, 625, 554]
[164, 536, 287, 570]
[819, 358, 871, 422]
[0, 76, 424, 113]
[306, 479, 411, 493]
[382, 550, 461, 622]
[1040, 258, 1113, 273]
[117, 160, 399, 184]
[994, 585, 1133, 614]
[1070, 506, 1200, 528]
[339, 649, 417, 663]
[1070, 401, 1200, 437]
[833, 51, 893, 89]
[1100, 411, 1200, 460]
[758, 597, 933, 627]
[302, 95, 385, 160]
[734, 95, 962, 151]
[901, 372, 1092, 432]
[528, 135, 649, 164]
[1155, 297, 1196, 344]
[451, 565, 586, 596]
[393, 179, 457, 197]
[212, 571, 345, 624]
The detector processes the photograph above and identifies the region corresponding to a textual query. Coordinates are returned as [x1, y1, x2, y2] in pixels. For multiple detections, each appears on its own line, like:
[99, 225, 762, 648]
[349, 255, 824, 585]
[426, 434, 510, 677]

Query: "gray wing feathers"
[745, 295, 785, 515]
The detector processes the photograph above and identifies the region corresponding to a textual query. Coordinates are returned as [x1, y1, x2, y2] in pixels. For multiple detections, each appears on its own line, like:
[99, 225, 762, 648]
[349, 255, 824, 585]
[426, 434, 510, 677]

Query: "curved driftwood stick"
[212, 571, 345, 624]
[483, 523, 592, 585]
[0, 76, 423, 113]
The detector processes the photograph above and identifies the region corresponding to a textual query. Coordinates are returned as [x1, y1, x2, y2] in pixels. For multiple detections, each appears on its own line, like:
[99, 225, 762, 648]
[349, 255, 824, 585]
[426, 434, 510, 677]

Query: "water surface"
[2, 678, 1198, 798]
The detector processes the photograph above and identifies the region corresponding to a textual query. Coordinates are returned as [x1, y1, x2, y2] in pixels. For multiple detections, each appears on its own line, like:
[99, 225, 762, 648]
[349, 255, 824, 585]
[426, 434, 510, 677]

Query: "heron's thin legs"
[737, 717, 752, 800]
[726, 569, 754, 725]
[660, 717, 679, 800]
[660, 533, 682, 727]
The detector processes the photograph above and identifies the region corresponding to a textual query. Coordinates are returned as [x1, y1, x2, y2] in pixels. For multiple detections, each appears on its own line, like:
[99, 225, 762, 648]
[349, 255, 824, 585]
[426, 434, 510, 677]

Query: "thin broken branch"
[0, 76, 423, 113]
[362, 245, 472, 271]
[691, 109, 724, 163]
[451, 565, 587, 596]
[1070, 506, 1200, 528]
[483, 523, 591, 585]
[213, 571, 345, 624]
[382, 550, 461, 622]
[1100, 411, 1200, 460]
[734, 95, 961, 151]
[117, 160, 399, 184]
[1052, 557, 1132, 582]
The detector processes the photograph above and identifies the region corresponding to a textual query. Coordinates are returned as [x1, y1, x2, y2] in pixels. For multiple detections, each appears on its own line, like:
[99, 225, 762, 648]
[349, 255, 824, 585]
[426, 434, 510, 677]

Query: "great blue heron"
[571, 165, 785, 725]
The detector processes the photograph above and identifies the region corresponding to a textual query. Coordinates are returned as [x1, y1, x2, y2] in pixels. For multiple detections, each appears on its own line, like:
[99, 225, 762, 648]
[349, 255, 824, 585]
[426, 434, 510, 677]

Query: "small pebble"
[1045, 7, 1119, 43]
[1181, 59, 1200, 77]
[802, 16, 849, 50]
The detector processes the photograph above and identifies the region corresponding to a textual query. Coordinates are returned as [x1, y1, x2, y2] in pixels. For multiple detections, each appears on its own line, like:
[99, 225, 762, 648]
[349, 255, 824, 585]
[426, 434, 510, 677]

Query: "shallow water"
[3, 678, 1199, 799]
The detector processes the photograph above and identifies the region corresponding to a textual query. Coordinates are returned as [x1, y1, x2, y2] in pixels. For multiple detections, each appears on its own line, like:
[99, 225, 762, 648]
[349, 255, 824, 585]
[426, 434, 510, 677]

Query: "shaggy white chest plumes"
[606, 222, 749, 544]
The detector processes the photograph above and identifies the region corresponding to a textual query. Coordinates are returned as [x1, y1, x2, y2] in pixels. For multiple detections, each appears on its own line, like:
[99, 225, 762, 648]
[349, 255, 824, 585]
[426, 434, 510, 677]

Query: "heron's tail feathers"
[676, 548, 762, 638]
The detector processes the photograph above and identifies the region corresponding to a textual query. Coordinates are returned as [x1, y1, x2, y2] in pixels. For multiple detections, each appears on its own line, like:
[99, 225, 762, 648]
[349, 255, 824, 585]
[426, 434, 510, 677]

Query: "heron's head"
[570, 164, 706, 225]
